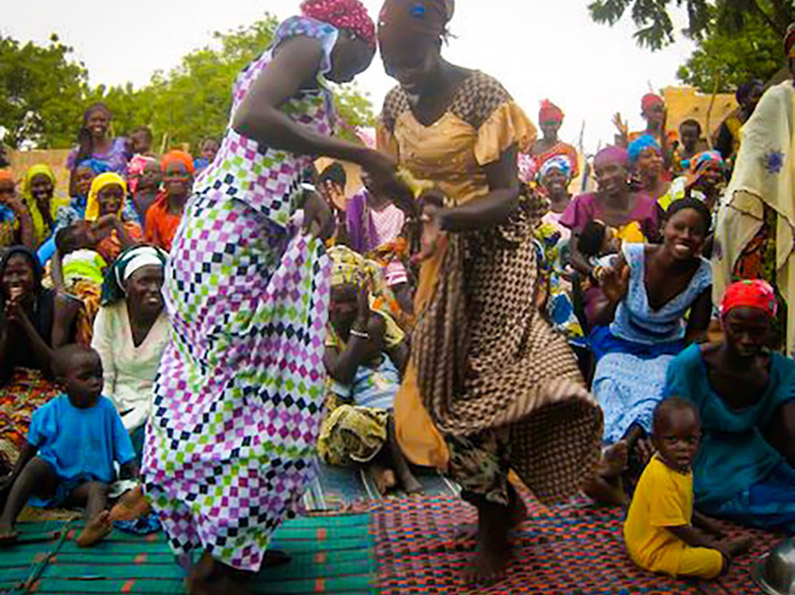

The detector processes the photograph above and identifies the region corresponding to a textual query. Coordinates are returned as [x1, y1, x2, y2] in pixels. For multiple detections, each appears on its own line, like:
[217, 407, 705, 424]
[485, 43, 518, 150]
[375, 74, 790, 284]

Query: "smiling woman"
[144, 150, 195, 252]
[67, 103, 129, 195]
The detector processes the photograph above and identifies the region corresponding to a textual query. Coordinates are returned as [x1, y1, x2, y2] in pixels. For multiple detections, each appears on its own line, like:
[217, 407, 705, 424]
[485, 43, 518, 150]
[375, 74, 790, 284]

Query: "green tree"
[93, 14, 375, 150]
[677, 10, 783, 92]
[0, 34, 90, 149]
[589, 0, 793, 50]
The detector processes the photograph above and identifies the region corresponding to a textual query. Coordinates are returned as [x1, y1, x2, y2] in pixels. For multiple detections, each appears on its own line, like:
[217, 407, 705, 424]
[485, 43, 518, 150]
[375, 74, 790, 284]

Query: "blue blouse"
[664, 344, 795, 508]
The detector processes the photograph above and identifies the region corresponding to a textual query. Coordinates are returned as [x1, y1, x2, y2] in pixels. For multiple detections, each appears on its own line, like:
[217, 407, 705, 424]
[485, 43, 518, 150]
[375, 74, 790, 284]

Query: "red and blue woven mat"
[372, 495, 781, 595]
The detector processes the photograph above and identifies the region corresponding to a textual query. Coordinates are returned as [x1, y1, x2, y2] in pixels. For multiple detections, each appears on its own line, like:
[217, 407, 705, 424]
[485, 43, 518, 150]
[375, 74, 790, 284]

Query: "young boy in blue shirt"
[0, 344, 137, 546]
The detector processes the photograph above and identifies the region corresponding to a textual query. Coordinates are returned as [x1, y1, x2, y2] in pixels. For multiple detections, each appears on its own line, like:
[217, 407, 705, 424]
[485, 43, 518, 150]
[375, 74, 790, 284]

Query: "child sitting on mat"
[624, 397, 752, 579]
[0, 344, 137, 547]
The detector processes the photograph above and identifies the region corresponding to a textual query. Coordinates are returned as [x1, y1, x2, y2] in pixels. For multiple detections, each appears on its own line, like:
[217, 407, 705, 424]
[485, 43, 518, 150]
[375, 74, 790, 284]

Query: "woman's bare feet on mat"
[76, 510, 113, 547]
[0, 522, 18, 545]
[465, 512, 511, 583]
[398, 469, 422, 495]
[110, 485, 150, 522]
[186, 552, 253, 595]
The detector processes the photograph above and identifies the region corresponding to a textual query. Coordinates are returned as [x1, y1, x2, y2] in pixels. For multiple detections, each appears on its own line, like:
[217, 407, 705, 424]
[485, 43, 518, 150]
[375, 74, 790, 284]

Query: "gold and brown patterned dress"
[379, 71, 603, 506]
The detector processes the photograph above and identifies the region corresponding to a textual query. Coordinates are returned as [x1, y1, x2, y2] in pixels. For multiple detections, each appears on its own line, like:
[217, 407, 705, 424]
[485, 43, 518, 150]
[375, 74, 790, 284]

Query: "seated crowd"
[0, 76, 793, 585]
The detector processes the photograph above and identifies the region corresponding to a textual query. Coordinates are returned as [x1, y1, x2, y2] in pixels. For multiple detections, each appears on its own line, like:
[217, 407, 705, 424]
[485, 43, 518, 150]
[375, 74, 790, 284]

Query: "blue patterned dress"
[592, 243, 712, 444]
[143, 17, 338, 571]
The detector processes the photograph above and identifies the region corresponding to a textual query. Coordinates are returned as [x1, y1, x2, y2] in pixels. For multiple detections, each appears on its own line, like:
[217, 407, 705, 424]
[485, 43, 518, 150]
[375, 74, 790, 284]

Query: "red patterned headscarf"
[301, 0, 376, 49]
[720, 280, 778, 319]
[539, 100, 564, 125]
[641, 93, 663, 113]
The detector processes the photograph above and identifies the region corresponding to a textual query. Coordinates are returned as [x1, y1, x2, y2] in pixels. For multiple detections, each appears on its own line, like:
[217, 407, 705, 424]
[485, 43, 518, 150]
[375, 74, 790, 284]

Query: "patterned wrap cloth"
[380, 68, 602, 506]
[143, 16, 340, 572]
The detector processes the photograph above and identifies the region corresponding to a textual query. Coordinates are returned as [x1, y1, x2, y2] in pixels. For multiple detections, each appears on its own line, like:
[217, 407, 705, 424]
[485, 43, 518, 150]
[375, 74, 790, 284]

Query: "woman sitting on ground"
[0, 172, 35, 251]
[21, 165, 68, 248]
[92, 246, 170, 462]
[665, 280, 795, 532]
[144, 151, 194, 252]
[587, 198, 713, 504]
[561, 146, 659, 329]
[0, 247, 80, 466]
[319, 246, 420, 494]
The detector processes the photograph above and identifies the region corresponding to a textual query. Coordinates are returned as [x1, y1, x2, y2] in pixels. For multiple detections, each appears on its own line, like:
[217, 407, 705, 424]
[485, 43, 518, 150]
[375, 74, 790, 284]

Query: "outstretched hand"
[600, 263, 630, 304]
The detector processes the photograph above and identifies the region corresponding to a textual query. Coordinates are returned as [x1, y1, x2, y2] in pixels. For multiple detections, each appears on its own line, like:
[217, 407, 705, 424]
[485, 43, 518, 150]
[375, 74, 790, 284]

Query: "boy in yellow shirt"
[624, 397, 752, 579]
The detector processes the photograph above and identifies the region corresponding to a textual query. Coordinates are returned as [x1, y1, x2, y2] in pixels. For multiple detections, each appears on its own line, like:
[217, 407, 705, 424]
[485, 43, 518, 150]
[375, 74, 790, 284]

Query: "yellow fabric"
[21, 165, 68, 246]
[624, 456, 696, 577]
[676, 546, 724, 580]
[317, 399, 388, 466]
[713, 82, 795, 356]
[380, 97, 534, 470]
[382, 100, 535, 207]
[725, 116, 743, 156]
[616, 221, 645, 244]
[85, 172, 127, 222]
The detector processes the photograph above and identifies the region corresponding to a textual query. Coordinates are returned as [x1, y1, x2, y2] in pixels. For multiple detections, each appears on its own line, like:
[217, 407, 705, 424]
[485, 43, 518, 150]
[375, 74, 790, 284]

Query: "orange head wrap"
[161, 150, 195, 176]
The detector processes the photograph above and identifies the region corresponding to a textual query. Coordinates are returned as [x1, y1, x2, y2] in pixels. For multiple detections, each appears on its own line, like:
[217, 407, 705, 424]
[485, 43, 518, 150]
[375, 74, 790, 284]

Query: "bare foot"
[464, 504, 512, 584]
[262, 549, 291, 568]
[368, 464, 397, 495]
[464, 526, 511, 584]
[0, 522, 18, 546]
[76, 510, 113, 547]
[724, 537, 753, 557]
[110, 486, 150, 522]
[599, 442, 628, 478]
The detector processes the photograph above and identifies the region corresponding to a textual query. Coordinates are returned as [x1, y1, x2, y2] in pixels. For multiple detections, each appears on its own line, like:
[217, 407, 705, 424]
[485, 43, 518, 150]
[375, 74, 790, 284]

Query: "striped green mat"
[0, 514, 376, 595]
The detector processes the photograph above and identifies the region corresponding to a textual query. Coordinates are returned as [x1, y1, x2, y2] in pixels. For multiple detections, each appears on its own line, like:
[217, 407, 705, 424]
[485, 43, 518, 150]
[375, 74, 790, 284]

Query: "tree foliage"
[677, 9, 783, 92]
[0, 35, 90, 149]
[2, 14, 376, 150]
[589, 0, 793, 51]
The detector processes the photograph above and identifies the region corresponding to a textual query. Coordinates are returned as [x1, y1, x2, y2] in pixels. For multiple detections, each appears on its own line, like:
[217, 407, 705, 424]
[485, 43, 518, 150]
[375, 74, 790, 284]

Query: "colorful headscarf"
[161, 150, 196, 177]
[378, 0, 455, 53]
[538, 155, 573, 183]
[21, 164, 60, 245]
[785, 22, 795, 58]
[127, 155, 158, 195]
[735, 79, 763, 105]
[628, 134, 661, 167]
[719, 279, 778, 319]
[0, 170, 13, 182]
[517, 153, 538, 184]
[641, 93, 663, 113]
[593, 146, 629, 170]
[328, 245, 406, 346]
[301, 0, 376, 48]
[691, 150, 725, 175]
[100, 244, 168, 305]
[539, 100, 564, 124]
[85, 172, 127, 222]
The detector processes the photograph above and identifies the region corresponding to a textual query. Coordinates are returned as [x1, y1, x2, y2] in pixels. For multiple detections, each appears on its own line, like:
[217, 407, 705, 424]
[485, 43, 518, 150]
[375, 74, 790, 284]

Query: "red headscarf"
[539, 100, 564, 124]
[301, 0, 376, 49]
[641, 93, 664, 113]
[161, 150, 195, 176]
[378, 0, 455, 51]
[719, 280, 778, 319]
